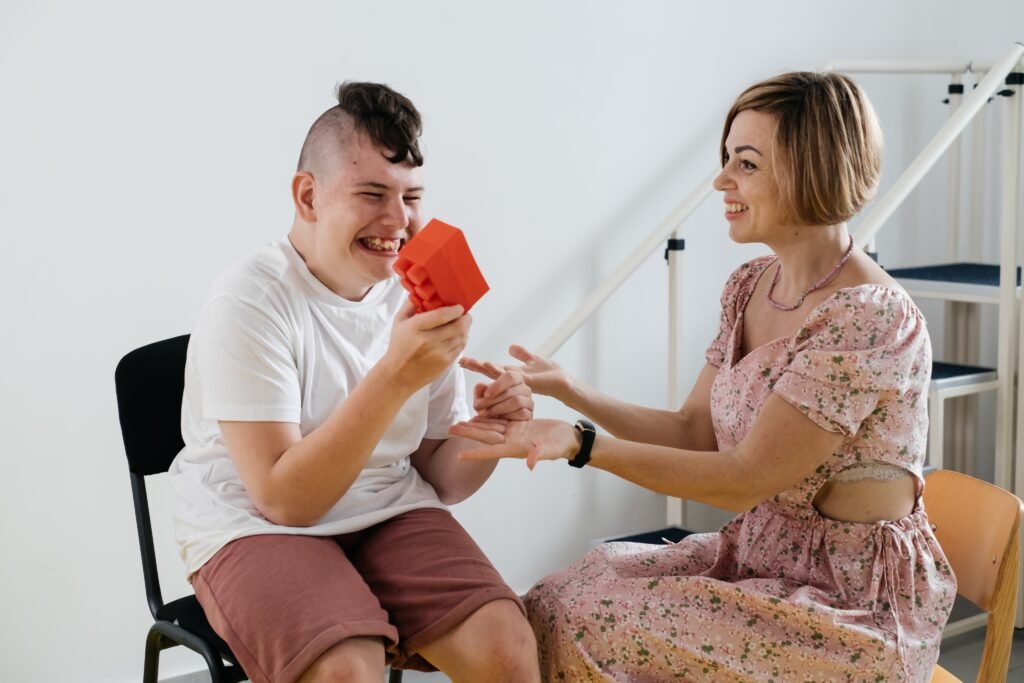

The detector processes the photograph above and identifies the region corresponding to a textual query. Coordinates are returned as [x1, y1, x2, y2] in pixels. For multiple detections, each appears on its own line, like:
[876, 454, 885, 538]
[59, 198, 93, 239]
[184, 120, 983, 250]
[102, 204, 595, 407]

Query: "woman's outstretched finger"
[461, 420, 507, 434]
[459, 356, 501, 380]
[449, 423, 506, 445]
[508, 344, 538, 363]
[467, 415, 509, 426]
[457, 443, 528, 461]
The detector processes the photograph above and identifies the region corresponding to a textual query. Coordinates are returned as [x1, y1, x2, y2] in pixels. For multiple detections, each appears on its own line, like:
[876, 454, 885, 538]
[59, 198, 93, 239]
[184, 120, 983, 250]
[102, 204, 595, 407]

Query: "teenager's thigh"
[192, 533, 397, 683]
[343, 507, 525, 670]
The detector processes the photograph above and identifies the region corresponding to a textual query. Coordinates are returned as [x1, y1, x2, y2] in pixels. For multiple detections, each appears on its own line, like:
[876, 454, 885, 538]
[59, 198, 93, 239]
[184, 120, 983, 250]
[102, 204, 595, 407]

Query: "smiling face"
[713, 109, 790, 245]
[293, 131, 424, 300]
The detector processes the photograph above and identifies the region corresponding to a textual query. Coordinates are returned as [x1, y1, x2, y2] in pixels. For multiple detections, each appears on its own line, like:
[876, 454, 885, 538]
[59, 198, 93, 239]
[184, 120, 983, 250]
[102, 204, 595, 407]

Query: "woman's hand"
[449, 417, 579, 470]
[460, 345, 573, 403]
[472, 368, 534, 420]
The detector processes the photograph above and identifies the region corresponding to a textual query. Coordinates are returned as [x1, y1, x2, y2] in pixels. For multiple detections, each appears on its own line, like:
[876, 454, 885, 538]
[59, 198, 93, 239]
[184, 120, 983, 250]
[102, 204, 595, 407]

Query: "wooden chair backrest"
[923, 469, 1023, 682]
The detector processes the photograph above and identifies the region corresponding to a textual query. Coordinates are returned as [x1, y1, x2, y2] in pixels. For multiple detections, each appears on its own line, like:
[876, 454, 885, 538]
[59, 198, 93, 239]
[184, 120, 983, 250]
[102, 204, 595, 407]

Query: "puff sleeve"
[771, 287, 930, 436]
[705, 257, 775, 368]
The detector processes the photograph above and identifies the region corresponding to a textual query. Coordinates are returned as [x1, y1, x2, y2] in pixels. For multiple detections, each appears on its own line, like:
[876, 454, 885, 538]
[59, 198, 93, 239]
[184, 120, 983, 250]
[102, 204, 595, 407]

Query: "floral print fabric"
[524, 257, 955, 682]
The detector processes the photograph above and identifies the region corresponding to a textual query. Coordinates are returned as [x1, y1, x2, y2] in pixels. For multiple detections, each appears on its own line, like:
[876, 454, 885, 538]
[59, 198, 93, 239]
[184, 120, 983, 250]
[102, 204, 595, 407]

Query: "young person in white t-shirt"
[169, 81, 540, 683]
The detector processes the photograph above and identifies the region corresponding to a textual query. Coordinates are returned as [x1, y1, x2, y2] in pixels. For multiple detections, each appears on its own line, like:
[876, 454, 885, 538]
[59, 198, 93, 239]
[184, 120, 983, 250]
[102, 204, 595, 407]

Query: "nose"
[712, 165, 733, 192]
[380, 194, 411, 231]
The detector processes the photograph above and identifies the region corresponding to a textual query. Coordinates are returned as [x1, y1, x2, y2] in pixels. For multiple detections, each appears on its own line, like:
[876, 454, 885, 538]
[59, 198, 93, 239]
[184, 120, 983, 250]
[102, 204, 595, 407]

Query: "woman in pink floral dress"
[454, 72, 955, 682]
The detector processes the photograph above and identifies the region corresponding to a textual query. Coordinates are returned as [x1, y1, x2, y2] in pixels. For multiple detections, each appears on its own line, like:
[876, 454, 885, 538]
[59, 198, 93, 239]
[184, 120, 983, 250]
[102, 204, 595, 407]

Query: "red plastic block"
[393, 219, 489, 313]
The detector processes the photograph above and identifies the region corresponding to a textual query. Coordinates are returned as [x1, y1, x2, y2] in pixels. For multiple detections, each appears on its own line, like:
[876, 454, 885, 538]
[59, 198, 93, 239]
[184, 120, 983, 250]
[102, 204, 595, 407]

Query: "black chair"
[116, 335, 247, 683]
[116, 335, 404, 683]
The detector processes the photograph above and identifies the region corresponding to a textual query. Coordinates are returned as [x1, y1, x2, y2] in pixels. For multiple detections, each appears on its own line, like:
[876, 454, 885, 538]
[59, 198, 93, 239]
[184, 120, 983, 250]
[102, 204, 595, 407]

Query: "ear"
[291, 172, 317, 222]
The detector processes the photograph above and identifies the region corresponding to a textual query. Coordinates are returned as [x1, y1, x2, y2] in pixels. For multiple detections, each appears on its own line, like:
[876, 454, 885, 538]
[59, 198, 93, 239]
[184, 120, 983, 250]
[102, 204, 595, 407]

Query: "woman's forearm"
[559, 365, 719, 451]
[563, 383, 687, 445]
[580, 395, 844, 514]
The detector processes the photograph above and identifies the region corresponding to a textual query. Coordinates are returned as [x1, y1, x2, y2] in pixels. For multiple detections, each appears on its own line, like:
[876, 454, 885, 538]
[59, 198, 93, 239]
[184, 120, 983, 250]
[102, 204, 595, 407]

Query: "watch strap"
[568, 419, 596, 468]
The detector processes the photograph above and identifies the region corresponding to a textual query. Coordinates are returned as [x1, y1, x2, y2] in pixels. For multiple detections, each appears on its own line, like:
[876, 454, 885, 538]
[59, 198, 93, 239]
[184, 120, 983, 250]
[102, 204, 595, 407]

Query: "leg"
[345, 508, 534, 679]
[193, 534, 398, 683]
[295, 637, 386, 683]
[417, 599, 539, 683]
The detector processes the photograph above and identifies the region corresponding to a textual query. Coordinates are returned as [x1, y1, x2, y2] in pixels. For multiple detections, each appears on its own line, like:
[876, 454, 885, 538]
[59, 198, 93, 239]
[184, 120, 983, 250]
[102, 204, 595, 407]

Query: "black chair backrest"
[115, 335, 190, 475]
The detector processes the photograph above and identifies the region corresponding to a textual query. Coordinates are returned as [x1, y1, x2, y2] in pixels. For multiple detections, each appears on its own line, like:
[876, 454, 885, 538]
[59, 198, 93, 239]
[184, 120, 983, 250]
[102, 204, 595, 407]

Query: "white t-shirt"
[168, 239, 470, 576]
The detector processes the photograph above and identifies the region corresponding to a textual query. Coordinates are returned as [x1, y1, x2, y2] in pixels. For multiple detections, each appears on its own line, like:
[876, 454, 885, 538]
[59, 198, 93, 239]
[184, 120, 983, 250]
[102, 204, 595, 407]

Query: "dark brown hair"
[721, 72, 882, 225]
[298, 81, 424, 172]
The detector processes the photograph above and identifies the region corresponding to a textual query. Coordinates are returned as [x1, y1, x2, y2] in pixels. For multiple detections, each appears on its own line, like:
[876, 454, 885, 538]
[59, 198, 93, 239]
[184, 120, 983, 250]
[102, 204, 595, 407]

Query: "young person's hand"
[449, 417, 579, 470]
[381, 301, 471, 392]
[460, 345, 573, 403]
[472, 368, 533, 421]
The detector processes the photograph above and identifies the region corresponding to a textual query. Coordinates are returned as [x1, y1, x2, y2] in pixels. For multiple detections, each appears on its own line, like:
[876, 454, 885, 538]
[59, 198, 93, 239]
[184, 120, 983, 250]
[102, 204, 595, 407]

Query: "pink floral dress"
[524, 257, 956, 682]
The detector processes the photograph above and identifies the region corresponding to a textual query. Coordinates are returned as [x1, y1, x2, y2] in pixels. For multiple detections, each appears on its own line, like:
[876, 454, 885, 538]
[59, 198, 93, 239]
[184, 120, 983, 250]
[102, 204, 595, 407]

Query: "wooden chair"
[925, 469, 1023, 683]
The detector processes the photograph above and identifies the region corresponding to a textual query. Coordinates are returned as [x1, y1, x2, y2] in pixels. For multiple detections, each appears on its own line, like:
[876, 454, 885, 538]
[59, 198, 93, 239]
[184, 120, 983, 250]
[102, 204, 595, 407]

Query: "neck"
[768, 223, 850, 300]
[288, 222, 373, 301]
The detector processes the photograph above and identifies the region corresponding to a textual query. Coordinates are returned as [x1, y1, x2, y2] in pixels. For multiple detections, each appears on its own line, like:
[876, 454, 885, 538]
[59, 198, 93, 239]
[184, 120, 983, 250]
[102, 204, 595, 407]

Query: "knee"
[469, 601, 539, 677]
[298, 637, 385, 683]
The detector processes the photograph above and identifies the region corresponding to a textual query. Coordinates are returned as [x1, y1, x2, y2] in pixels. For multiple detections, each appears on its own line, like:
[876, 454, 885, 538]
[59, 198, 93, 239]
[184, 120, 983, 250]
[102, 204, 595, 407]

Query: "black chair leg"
[143, 627, 163, 683]
[388, 666, 404, 682]
[201, 650, 229, 683]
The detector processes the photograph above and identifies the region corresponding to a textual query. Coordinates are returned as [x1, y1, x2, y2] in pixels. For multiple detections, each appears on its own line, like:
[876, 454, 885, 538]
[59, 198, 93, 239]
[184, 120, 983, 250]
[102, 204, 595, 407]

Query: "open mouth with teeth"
[358, 236, 406, 255]
[725, 202, 749, 215]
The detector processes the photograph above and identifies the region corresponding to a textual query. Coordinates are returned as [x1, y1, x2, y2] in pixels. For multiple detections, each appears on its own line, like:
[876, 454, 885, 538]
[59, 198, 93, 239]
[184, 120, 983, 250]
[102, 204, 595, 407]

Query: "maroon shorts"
[192, 507, 523, 683]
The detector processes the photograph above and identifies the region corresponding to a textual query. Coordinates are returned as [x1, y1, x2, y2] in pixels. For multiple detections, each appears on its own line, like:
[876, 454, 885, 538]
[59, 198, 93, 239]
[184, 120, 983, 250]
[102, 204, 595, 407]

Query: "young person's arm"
[221, 303, 470, 527]
[409, 436, 497, 504]
[411, 368, 534, 503]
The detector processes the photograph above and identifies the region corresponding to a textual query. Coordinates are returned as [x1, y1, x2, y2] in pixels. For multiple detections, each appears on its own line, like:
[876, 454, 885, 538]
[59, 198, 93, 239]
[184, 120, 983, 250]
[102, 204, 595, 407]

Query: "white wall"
[2, 2, 1021, 681]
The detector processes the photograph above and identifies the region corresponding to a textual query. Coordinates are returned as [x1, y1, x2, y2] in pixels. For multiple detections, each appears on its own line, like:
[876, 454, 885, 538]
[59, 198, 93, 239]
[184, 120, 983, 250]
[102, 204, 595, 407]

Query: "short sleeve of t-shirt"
[193, 293, 301, 423]
[772, 287, 929, 436]
[423, 362, 472, 440]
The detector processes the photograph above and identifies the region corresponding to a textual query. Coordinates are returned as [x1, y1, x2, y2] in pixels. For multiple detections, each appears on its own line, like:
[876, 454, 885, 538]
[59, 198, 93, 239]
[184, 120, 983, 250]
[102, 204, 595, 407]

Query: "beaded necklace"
[766, 235, 855, 311]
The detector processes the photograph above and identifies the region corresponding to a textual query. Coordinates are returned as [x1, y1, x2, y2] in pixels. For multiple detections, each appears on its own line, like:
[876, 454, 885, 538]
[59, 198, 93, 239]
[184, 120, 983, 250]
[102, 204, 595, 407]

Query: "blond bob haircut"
[720, 71, 883, 226]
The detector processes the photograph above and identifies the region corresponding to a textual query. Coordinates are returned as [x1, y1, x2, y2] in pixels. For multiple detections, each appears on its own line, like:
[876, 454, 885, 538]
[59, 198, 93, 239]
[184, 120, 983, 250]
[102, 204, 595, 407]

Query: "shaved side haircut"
[297, 81, 424, 176]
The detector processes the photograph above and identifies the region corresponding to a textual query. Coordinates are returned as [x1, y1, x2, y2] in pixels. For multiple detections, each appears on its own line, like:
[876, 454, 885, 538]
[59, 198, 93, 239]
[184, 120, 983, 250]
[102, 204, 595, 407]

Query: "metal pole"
[1004, 66, 1024, 632]
[945, 74, 963, 262]
[537, 172, 717, 357]
[963, 76, 990, 476]
[969, 79, 989, 262]
[942, 74, 965, 473]
[995, 67, 1021, 495]
[854, 43, 1024, 250]
[667, 230, 686, 528]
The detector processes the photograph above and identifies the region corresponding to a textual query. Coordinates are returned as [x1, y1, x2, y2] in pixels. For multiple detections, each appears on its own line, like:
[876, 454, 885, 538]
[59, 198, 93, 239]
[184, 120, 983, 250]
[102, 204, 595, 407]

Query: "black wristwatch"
[568, 419, 596, 468]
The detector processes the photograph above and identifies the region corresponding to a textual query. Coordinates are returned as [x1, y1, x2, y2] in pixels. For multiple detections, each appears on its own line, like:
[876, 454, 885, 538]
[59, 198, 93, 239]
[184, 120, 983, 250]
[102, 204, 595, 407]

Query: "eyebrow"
[355, 181, 426, 193]
[733, 145, 763, 156]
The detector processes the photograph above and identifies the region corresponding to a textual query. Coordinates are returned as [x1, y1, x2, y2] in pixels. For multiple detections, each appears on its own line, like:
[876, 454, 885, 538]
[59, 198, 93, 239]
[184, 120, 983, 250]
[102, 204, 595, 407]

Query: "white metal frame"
[928, 378, 999, 471]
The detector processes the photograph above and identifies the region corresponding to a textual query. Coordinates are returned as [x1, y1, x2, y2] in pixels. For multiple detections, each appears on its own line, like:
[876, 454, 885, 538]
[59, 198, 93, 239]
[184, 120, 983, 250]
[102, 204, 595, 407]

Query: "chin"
[728, 224, 755, 244]
[366, 261, 398, 284]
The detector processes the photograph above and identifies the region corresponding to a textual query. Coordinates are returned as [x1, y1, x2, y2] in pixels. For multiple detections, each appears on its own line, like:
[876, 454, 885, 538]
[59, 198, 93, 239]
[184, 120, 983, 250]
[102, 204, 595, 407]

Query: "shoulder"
[209, 240, 294, 303]
[719, 255, 775, 306]
[195, 241, 307, 341]
[795, 284, 925, 351]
